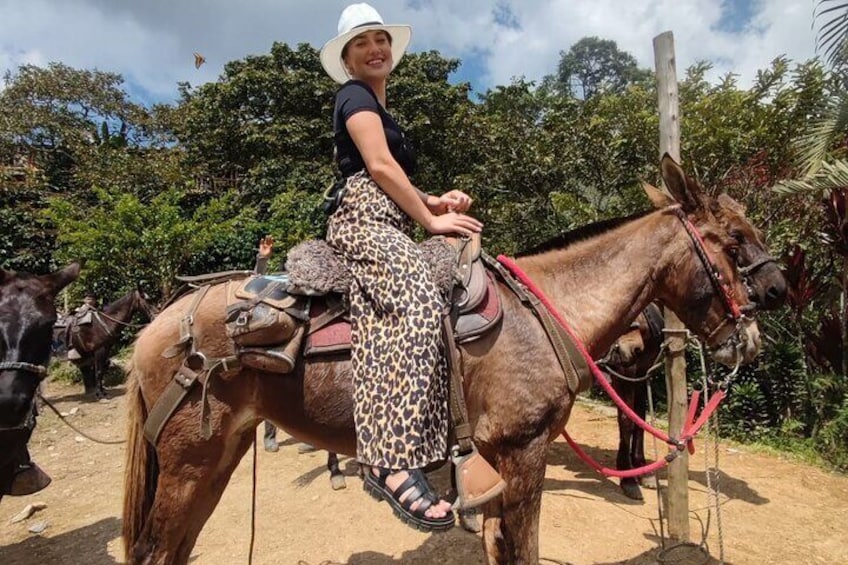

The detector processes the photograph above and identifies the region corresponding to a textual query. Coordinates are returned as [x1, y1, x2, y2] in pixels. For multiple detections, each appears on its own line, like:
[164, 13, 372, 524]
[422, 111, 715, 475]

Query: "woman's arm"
[346, 111, 481, 236]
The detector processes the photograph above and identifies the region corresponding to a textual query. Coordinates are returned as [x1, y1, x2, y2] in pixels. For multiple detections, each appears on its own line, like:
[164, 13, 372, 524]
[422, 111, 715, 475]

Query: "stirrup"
[451, 445, 506, 509]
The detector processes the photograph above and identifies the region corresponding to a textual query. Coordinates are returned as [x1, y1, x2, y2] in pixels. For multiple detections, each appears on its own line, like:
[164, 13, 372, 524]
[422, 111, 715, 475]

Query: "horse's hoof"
[7, 462, 52, 496]
[264, 439, 279, 453]
[330, 474, 347, 490]
[459, 509, 481, 533]
[621, 481, 644, 501]
[640, 474, 658, 490]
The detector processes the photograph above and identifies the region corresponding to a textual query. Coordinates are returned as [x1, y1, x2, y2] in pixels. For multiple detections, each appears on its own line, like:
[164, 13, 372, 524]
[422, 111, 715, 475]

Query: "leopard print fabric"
[326, 172, 448, 469]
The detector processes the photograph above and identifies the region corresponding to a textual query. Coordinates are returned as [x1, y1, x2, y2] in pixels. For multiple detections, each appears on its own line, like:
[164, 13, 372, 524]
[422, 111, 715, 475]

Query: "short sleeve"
[337, 82, 380, 123]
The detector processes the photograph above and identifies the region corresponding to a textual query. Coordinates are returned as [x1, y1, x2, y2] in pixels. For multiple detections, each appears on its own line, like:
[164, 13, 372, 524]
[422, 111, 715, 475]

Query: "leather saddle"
[288, 234, 503, 357]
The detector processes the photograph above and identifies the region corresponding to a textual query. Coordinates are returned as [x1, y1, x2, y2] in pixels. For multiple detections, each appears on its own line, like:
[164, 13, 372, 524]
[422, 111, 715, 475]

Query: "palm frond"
[815, 1, 848, 68]
[793, 91, 848, 175]
[774, 159, 848, 195]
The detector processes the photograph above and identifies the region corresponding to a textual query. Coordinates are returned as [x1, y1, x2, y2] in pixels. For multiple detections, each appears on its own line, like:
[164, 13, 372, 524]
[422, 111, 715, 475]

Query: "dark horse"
[0, 262, 80, 499]
[598, 302, 666, 500]
[123, 157, 786, 564]
[55, 287, 156, 397]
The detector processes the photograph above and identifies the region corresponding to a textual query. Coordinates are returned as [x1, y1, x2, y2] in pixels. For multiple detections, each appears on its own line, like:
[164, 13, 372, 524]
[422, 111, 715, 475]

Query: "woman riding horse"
[123, 155, 785, 564]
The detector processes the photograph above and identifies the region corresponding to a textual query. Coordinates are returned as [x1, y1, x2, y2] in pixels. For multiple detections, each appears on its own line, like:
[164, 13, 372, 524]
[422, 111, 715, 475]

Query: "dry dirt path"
[1, 380, 847, 564]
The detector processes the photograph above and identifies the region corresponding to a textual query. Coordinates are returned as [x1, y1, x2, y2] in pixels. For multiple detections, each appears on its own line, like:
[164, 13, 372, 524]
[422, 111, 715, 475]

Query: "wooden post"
[653, 30, 690, 542]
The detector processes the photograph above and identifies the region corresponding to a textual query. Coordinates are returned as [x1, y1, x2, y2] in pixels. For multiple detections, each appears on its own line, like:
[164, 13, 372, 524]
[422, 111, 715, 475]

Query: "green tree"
[44, 187, 257, 299]
[544, 36, 652, 99]
[0, 63, 162, 272]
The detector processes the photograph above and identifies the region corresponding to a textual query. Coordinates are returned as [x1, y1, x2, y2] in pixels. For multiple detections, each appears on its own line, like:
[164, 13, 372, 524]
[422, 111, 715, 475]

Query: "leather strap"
[443, 302, 475, 456]
[143, 353, 241, 445]
[481, 253, 591, 394]
[162, 284, 210, 358]
[225, 279, 282, 324]
[306, 297, 348, 336]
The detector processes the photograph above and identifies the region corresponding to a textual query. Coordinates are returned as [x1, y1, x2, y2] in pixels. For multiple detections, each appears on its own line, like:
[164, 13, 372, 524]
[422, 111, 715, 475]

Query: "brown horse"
[123, 156, 786, 564]
[55, 287, 156, 397]
[0, 262, 80, 499]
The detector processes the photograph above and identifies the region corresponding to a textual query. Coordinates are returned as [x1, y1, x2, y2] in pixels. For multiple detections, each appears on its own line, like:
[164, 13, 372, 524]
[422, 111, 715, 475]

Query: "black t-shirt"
[333, 80, 417, 178]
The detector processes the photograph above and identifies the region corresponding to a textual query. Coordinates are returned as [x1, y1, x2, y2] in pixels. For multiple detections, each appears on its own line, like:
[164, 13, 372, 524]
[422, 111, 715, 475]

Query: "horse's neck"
[103, 293, 135, 323]
[516, 211, 681, 357]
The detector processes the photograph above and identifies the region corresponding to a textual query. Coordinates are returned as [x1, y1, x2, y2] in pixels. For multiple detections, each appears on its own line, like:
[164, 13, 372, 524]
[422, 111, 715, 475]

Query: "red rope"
[495, 254, 726, 478]
[562, 430, 669, 478]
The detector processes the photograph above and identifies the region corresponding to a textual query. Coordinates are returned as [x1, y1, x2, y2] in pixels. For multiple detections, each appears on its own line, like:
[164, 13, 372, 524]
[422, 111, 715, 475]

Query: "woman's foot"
[382, 469, 452, 519]
[363, 466, 455, 532]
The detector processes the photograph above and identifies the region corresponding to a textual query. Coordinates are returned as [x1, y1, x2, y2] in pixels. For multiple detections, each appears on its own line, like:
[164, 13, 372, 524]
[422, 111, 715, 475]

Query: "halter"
[0, 361, 46, 433]
[672, 207, 761, 357]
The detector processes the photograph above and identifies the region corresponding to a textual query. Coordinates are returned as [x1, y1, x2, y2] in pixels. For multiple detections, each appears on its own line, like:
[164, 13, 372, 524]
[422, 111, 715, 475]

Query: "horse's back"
[131, 284, 231, 396]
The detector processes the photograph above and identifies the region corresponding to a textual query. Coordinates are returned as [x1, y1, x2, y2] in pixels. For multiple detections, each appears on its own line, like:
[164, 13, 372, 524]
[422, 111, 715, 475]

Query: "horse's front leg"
[482, 436, 548, 564]
[614, 379, 644, 500]
[94, 348, 108, 398]
[632, 384, 657, 490]
[327, 452, 346, 490]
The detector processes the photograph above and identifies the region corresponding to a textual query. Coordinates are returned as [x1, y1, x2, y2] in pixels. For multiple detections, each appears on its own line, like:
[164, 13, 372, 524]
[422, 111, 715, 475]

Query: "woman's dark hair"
[341, 29, 393, 60]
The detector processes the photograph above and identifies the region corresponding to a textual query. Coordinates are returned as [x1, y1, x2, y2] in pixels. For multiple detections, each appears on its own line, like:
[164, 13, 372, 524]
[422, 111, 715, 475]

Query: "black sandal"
[363, 467, 455, 532]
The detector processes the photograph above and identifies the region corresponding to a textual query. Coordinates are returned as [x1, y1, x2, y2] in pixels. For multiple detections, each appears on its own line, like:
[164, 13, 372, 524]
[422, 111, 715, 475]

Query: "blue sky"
[0, 1, 820, 105]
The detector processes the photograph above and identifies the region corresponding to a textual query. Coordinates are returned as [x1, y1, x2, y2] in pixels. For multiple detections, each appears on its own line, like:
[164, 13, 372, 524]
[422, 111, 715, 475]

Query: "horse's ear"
[717, 193, 746, 216]
[642, 182, 673, 208]
[660, 153, 703, 213]
[43, 262, 82, 294]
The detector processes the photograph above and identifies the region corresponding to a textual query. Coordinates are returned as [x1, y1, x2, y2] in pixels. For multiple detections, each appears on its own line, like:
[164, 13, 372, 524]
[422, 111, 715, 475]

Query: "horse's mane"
[103, 289, 136, 314]
[516, 210, 652, 257]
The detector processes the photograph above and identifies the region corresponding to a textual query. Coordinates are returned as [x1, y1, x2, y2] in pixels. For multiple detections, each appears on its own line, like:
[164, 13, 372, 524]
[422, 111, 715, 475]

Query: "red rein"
[496, 254, 726, 479]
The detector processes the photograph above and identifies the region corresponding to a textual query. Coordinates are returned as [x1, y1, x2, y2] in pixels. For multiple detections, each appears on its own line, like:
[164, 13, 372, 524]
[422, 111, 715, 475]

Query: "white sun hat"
[320, 3, 412, 84]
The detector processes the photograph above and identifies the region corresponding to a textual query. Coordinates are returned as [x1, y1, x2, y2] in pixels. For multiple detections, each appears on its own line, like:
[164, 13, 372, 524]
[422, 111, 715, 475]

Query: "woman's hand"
[425, 212, 483, 236]
[426, 190, 473, 215]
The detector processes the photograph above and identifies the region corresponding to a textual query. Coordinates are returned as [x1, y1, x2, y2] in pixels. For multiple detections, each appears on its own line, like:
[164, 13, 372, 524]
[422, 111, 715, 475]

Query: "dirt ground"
[1, 379, 847, 565]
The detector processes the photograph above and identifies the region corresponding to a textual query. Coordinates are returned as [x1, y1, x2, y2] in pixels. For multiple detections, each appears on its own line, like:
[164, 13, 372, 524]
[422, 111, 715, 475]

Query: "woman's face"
[342, 30, 393, 81]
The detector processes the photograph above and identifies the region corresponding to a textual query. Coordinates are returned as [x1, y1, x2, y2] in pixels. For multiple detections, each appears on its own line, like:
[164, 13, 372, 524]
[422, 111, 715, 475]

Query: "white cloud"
[0, 0, 820, 101]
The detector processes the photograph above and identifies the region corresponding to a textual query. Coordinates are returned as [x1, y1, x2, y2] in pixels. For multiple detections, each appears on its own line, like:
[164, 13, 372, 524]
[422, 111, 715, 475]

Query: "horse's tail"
[122, 360, 157, 562]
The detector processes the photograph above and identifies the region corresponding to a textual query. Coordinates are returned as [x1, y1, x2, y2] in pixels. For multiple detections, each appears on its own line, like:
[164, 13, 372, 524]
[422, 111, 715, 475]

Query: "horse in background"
[598, 302, 666, 500]
[0, 262, 80, 499]
[54, 287, 156, 397]
[122, 157, 786, 564]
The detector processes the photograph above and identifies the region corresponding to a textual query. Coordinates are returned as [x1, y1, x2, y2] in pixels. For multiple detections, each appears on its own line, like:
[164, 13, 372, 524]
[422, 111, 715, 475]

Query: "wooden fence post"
[653, 30, 690, 542]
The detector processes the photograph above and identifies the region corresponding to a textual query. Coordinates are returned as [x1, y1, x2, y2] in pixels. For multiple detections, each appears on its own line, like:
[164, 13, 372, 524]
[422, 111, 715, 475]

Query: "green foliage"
[48, 359, 83, 384]
[44, 186, 257, 300]
[545, 36, 652, 99]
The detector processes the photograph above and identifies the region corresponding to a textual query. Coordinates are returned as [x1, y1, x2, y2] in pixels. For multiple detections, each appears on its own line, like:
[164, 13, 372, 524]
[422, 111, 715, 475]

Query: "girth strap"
[143, 352, 241, 445]
[481, 253, 591, 394]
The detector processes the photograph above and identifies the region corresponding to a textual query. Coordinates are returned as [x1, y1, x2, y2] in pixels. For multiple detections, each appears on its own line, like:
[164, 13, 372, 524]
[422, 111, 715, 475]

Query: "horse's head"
[133, 285, 158, 321]
[0, 263, 80, 430]
[644, 155, 786, 367]
[603, 303, 664, 368]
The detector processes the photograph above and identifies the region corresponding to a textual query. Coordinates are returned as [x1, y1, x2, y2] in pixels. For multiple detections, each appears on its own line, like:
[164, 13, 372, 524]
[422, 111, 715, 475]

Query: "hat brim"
[320, 24, 411, 84]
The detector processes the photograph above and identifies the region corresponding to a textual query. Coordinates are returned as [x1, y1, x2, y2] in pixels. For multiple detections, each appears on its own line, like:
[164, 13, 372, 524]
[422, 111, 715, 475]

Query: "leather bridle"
[0, 361, 47, 433]
[672, 206, 774, 357]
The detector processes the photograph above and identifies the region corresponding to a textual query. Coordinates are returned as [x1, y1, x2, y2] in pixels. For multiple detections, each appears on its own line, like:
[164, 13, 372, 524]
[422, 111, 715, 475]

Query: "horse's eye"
[727, 245, 740, 260]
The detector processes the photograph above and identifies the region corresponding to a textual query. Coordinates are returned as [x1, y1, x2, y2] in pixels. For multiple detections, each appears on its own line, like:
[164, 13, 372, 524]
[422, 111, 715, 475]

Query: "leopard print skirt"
[326, 172, 448, 469]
